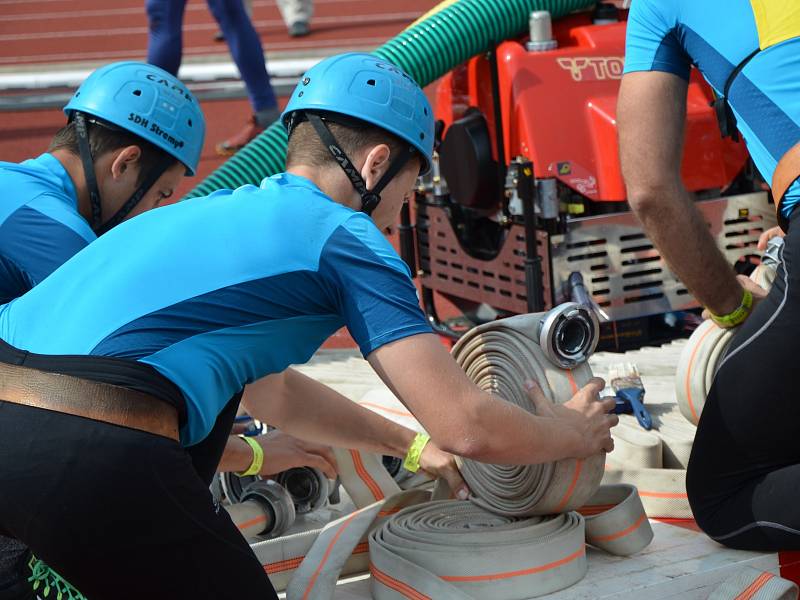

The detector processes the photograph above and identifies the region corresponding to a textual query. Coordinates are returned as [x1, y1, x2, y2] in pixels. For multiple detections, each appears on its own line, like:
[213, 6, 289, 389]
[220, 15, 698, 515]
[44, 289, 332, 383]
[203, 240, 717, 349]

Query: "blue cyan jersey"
[624, 0, 800, 217]
[0, 173, 432, 446]
[0, 153, 95, 303]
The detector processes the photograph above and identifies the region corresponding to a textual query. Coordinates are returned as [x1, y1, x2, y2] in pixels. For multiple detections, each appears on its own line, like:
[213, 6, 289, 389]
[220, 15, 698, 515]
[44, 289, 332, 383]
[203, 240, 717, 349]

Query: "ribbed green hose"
[183, 0, 595, 200]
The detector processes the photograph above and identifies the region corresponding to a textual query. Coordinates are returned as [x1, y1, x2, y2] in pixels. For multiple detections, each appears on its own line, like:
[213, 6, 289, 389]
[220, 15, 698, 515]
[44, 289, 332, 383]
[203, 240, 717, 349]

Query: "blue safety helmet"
[64, 61, 205, 175]
[63, 62, 205, 233]
[281, 53, 434, 216]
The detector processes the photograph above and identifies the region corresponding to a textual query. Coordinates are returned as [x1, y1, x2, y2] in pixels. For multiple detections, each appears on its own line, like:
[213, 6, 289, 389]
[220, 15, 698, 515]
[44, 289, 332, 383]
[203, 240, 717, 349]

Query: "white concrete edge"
[0, 57, 325, 91]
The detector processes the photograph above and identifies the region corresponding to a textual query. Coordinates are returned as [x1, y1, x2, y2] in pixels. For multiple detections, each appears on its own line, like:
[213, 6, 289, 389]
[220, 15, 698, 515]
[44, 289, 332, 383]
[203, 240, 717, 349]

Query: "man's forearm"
[463, 393, 583, 464]
[617, 72, 743, 316]
[243, 369, 415, 457]
[216, 435, 252, 473]
[631, 185, 742, 315]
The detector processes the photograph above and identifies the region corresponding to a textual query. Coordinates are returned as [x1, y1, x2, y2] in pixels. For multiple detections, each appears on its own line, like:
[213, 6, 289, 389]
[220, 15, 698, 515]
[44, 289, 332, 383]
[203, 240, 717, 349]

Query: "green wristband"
[403, 433, 431, 473]
[236, 435, 264, 477]
[709, 289, 753, 328]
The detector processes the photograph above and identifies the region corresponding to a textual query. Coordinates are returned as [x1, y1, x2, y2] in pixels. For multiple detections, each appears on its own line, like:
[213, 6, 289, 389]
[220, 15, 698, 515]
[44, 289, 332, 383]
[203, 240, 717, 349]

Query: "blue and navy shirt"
[0, 173, 432, 446]
[625, 0, 800, 216]
[0, 153, 95, 303]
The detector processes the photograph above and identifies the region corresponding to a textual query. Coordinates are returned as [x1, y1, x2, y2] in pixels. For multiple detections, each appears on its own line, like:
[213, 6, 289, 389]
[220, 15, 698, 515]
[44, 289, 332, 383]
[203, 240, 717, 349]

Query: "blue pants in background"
[146, 0, 277, 113]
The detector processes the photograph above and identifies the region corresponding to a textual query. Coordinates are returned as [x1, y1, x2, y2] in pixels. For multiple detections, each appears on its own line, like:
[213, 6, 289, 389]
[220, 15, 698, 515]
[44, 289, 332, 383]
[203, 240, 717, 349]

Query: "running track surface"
[0, 0, 437, 67]
[0, 0, 439, 188]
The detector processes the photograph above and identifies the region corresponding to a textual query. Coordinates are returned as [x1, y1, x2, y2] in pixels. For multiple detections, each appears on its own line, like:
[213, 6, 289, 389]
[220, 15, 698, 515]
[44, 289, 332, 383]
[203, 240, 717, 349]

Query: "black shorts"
[687, 214, 800, 551]
[0, 400, 277, 600]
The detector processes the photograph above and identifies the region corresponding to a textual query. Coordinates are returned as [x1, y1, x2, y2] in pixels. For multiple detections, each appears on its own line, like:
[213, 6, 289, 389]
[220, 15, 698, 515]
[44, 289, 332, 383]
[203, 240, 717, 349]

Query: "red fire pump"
[400, 3, 776, 350]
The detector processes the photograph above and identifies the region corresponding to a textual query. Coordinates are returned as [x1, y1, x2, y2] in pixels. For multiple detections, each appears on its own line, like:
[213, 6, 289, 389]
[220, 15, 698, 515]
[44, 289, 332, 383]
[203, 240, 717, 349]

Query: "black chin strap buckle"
[304, 111, 414, 218]
[361, 192, 381, 216]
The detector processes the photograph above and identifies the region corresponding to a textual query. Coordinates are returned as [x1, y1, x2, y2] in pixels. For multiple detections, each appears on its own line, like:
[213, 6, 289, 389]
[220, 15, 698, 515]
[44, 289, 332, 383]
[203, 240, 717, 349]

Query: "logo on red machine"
[556, 57, 625, 82]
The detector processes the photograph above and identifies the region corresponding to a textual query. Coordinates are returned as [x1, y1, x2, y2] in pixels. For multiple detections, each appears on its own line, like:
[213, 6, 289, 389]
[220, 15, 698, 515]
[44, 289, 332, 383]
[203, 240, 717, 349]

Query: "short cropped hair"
[285, 115, 419, 173]
[48, 119, 176, 186]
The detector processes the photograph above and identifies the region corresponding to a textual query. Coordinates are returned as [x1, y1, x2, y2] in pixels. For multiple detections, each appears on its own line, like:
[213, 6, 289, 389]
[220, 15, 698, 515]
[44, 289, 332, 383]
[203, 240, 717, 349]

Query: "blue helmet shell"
[281, 53, 434, 174]
[64, 61, 205, 175]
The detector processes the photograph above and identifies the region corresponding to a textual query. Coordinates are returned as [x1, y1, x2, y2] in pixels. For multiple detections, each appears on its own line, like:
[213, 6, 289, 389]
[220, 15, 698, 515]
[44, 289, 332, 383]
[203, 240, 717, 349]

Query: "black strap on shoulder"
[73, 112, 103, 230]
[95, 153, 174, 235]
[305, 112, 414, 216]
[712, 48, 760, 142]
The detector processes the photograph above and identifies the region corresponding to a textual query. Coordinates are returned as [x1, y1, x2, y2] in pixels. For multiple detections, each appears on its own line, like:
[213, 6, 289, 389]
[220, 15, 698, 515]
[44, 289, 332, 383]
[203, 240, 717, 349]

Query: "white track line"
[0, 0, 384, 21]
[0, 57, 323, 90]
[0, 37, 387, 66]
[0, 12, 418, 42]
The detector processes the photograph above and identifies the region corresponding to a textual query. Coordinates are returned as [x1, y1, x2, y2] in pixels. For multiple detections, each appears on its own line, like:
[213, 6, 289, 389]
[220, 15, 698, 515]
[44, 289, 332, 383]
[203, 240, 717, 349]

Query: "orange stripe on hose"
[566, 370, 579, 394]
[591, 513, 647, 543]
[441, 546, 586, 582]
[353, 542, 369, 554]
[350, 449, 385, 501]
[638, 490, 688, 499]
[684, 325, 716, 422]
[301, 511, 360, 600]
[735, 572, 774, 600]
[265, 557, 304, 574]
[236, 514, 268, 531]
[554, 459, 584, 512]
[264, 541, 369, 575]
[370, 564, 431, 600]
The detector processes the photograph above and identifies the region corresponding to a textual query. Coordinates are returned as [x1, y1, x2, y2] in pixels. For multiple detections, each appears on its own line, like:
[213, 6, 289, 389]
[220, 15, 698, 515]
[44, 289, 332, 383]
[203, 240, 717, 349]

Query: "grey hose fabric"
[278, 310, 652, 599]
[676, 250, 781, 425]
[452, 312, 604, 516]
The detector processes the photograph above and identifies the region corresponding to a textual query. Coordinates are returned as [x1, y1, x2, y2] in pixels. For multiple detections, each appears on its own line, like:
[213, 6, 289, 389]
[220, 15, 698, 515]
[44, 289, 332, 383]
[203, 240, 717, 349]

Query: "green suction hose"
[183, 0, 595, 200]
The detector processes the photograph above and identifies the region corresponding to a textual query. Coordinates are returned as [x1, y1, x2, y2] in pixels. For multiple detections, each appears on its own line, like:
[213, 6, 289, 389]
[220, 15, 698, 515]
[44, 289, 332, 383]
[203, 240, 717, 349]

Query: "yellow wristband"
[236, 435, 264, 477]
[709, 289, 753, 328]
[402, 433, 431, 473]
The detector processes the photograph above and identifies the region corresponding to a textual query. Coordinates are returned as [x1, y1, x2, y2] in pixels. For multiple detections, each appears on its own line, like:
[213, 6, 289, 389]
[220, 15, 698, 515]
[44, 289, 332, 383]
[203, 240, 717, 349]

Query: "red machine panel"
[434, 13, 750, 201]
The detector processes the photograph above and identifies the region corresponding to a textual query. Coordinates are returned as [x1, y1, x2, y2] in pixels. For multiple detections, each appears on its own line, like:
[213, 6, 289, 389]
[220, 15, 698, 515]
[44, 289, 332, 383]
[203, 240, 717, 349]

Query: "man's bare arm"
[367, 333, 617, 465]
[241, 369, 469, 495]
[242, 369, 416, 457]
[618, 71, 743, 315]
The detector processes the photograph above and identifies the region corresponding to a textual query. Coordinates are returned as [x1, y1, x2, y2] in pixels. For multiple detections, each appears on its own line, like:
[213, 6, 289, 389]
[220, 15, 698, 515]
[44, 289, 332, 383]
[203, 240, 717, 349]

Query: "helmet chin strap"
[73, 112, 103, 230]
[72, 112, 173, 235]
[306, 113, 414, 216]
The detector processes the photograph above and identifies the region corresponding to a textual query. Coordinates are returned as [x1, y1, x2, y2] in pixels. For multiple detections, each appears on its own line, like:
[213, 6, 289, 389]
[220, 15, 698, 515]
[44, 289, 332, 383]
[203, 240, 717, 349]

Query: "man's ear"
[110, 145, 142, 180]
[361, 143, 391, 190]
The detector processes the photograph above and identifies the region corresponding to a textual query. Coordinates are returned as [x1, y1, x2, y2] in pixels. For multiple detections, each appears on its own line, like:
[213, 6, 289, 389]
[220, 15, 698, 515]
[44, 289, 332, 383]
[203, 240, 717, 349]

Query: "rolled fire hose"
[276, 304, 653, 599]
[182, 0, 596, 200]
[600, 238, 786, 521]
[676, 237, 784, 425]
[453, 304, 605, 516]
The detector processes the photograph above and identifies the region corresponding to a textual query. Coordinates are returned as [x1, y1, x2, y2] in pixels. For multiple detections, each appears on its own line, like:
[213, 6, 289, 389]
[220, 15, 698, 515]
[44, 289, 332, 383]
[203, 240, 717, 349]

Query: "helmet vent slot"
[133, 89, 142, 96]
[367, 79, 376, 86]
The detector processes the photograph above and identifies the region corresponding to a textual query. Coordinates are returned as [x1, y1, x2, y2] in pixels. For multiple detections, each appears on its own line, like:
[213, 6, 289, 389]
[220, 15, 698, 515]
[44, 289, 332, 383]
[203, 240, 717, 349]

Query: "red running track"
[0, 0, 437, 66]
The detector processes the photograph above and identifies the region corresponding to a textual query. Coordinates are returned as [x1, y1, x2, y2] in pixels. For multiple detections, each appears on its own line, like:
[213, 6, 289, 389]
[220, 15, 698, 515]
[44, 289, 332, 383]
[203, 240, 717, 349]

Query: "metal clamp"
[537, 302, 600, 368]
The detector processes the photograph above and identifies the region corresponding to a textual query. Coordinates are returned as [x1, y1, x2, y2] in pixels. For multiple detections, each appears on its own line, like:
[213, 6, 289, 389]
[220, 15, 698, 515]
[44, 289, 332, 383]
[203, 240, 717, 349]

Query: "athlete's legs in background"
[146, 0, 189, 76]
[687, 207, 800, 550]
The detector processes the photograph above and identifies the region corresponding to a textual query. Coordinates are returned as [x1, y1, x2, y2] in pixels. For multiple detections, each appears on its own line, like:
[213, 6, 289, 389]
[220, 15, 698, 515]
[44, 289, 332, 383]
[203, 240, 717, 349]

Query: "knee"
[207, 0, 244, 26]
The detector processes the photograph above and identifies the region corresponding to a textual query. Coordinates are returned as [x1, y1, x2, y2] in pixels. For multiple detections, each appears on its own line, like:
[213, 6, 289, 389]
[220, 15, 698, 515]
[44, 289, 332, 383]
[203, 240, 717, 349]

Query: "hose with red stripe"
[282, 305, 652, 599]
[451, 307, 605, 516]
[675, 237, 783, 426]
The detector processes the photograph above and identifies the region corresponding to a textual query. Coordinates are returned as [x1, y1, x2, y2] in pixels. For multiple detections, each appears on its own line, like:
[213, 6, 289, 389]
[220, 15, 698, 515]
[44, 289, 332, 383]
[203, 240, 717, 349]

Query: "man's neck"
[286, 165, 360, 212]
[50, 149, 92, 221]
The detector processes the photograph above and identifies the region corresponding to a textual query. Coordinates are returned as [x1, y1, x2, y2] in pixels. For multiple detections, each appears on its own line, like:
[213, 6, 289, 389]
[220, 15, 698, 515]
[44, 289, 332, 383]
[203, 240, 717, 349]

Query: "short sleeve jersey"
[0, 153, 96, 303]
[624, 0, 800, 217]
[0, 173, 432, 446]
